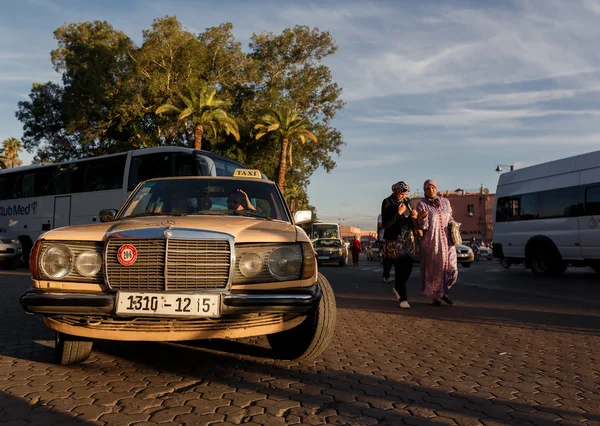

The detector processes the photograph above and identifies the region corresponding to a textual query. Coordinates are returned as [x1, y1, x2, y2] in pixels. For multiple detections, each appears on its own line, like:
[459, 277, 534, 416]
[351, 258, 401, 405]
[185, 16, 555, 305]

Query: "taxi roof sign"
[233, 169, 262, 179]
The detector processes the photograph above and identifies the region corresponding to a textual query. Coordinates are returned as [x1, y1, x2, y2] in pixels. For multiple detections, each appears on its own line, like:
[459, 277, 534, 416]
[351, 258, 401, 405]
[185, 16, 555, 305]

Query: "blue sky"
[2, 0, 600, 230]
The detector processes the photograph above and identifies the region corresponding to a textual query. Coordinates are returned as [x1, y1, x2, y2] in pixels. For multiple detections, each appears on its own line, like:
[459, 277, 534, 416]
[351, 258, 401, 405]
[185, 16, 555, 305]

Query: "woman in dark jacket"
[381, 181, 418, 309]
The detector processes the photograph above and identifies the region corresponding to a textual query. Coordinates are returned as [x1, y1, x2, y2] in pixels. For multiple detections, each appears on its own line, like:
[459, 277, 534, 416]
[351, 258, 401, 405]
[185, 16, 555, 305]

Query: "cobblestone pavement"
[0, 261, 599, 425]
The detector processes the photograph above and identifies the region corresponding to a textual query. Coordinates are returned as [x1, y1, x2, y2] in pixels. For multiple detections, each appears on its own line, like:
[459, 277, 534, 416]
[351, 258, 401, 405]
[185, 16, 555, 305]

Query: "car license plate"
[116, 292, 220, 317]
[318, 256, 330, 260]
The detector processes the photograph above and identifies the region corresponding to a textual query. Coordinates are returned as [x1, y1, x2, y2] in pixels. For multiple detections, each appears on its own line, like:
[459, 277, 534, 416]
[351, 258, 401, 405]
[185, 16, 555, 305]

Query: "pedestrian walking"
[378, 213, 394, 283]
[351, 235, 362, 266]
[416, 179, 458, 306]
[381, 181, 418, 309]
[470, 237, 480, 263]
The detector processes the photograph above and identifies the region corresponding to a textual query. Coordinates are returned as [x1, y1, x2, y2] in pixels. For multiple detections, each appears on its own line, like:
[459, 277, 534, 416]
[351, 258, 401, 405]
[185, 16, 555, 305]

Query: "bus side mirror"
[99, 209, 118, 222]
[293, 210, 312, 224]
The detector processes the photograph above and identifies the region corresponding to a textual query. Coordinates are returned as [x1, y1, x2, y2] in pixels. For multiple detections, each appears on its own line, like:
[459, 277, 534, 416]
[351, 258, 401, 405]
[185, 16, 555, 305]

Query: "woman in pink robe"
[416, 179, 458, 306]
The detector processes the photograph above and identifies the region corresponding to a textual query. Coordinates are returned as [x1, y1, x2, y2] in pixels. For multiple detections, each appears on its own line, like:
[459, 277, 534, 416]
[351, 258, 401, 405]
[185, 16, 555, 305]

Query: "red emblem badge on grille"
[117, 244, 138, 266]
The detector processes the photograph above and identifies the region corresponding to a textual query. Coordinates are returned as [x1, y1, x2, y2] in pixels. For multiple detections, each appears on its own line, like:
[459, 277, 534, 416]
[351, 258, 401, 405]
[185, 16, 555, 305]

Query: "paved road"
[1, 257, 599, 425]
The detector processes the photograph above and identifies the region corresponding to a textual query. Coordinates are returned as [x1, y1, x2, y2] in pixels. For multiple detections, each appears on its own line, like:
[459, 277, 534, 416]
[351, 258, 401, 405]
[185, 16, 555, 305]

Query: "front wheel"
[461, 262, 472, 268]
[267, 273, 336, 361]
[55, 332, 93, 365]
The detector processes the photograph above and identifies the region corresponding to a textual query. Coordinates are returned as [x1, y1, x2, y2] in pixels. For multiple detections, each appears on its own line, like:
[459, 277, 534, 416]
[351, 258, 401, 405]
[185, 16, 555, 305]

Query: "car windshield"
[119, 178, 289, 221]
[313, 239, 342, 248]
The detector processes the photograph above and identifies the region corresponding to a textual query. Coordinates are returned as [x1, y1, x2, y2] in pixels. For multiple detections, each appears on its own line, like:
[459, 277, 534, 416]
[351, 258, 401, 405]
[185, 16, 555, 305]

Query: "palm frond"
[155, 104, 181, 116]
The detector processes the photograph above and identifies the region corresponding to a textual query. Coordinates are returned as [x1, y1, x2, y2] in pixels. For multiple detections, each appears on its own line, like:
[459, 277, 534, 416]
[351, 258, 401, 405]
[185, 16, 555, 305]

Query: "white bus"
[0, 146, 248, 263]
[492, 150, 600, 276]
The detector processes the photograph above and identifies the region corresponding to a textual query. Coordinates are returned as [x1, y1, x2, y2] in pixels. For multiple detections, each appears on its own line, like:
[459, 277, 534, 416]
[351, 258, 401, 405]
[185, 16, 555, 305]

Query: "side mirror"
[99, 209, 118, 223]
[293, 210, 312, 224]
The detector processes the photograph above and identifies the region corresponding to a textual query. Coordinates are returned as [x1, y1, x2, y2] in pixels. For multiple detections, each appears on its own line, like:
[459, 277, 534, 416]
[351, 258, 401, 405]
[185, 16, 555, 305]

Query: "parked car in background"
[478, 246, 493, 260]
[365, 242, 381, 261]
[313, 238, 347, 266]
[0, 231, 23, 269]
[455, 244, 475, 267]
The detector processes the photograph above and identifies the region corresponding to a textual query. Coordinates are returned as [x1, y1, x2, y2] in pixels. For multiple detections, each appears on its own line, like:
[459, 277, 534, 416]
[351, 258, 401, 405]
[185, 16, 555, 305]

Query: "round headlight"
[267, 246, 302, 280]
[75, 251, 102, 277]
[239, 253, 263, 278]
[41, 244, 73, 279]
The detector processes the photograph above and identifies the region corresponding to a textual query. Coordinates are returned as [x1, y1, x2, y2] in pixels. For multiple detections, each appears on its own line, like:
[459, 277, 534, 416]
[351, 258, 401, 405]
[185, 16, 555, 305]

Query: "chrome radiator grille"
[106, 239, 231, 291]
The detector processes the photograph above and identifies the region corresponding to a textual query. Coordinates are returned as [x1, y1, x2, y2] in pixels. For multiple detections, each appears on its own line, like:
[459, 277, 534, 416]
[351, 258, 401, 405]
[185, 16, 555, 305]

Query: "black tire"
[461, 262, 471, 268]
[55, 332, 93, 365]
[530, 245, 562, 277]
[267, 273, 336, 361]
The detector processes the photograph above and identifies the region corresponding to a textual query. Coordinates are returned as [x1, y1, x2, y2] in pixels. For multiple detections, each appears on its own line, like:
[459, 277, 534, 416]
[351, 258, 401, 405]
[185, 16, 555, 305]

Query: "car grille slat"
[106, 239, 230, 291]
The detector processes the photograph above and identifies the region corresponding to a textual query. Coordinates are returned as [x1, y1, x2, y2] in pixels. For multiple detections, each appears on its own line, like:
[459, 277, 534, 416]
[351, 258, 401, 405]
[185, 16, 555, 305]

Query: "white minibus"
[0, 146, 248, 263]
[492, 150, 600, 276]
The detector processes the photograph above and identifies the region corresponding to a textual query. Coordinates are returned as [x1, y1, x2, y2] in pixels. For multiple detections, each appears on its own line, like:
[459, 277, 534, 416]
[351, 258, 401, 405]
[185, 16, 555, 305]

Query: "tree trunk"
[194, 125, 204, 150]
[277, 138, 289, 193]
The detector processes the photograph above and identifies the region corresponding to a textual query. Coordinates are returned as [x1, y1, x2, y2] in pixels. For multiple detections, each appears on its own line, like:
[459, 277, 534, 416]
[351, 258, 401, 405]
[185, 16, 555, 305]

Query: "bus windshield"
[311, 224, 340, 239]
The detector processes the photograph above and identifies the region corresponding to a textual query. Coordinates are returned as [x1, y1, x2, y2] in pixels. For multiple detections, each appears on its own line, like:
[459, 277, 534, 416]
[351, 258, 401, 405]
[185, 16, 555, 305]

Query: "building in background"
[411, 185, 495, 245]
[340, 225, 361, 240]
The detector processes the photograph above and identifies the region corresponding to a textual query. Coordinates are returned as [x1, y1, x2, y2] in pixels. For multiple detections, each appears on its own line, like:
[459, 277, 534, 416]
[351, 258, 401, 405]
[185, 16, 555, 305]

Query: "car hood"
[41, 216, 303, 244]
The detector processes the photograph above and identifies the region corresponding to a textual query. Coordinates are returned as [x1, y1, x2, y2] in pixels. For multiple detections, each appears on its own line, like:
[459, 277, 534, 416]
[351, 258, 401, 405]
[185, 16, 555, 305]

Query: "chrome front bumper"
[20, 283, 321, 316]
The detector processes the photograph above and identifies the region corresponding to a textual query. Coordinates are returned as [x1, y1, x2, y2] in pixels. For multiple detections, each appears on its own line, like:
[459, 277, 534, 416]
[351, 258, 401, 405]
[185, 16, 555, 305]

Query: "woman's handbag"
[448, 220, 462, 245]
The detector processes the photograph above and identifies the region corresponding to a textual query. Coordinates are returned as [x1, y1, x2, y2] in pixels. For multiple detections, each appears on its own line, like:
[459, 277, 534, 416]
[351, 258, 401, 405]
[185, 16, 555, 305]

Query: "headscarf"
[392, 181, 410, 195]
[423, 179, 437, 190]
[423, 178, 441, 206]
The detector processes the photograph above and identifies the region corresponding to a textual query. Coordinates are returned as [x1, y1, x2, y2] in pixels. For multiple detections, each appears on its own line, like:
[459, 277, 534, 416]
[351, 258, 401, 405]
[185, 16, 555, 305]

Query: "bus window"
[34, 166, 57, 196]
[128, 153, 173, 191]
[82, 155, 126, 191]
[22, 173, 35, 198]
[538, 190, 578, 219]
[585, 185, 600, 215]
[0, 175, 6, 200]
[212, 158, 241, 176]
[174, 153, 199, 176]
[519, 193, 539, 220]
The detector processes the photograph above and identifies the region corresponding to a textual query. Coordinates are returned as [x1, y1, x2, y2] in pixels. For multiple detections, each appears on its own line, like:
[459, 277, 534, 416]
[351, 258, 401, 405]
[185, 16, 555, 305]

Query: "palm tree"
[254, 108, 317, 193]
[1, 138, 23, 168]
[0, 151, 8, 170]
[155, 85, 240, 150]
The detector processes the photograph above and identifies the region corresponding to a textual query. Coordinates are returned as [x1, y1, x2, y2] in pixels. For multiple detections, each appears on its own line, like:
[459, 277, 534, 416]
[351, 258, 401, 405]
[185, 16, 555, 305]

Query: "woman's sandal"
[432, 299, 441, 306]
[441, 296, 454, 305]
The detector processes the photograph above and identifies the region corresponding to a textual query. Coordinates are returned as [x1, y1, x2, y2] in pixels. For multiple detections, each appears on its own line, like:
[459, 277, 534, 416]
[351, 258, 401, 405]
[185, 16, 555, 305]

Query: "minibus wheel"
[530, 245, 563, 276]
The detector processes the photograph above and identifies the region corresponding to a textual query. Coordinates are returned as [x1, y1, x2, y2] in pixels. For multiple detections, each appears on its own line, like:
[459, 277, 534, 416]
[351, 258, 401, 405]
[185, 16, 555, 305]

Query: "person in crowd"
[351, 235, 362, 265]
[470, 237, 480, 262]
[351, 235, 362, 266]
[378, 213, 394, 283]
[416, 179, 458, 306]
[227, 189, 256, 211]
[381, 181, 418, 309]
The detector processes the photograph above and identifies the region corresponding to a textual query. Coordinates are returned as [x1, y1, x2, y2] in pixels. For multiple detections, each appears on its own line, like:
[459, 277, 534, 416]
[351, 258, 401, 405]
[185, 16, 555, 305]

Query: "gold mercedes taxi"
[20, 170, 336, 365]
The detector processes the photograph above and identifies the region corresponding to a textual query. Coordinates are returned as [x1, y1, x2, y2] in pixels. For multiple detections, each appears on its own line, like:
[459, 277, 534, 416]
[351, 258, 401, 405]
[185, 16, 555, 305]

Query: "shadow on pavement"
[86, 338, 598, 424]
[0, 391, 94, 424]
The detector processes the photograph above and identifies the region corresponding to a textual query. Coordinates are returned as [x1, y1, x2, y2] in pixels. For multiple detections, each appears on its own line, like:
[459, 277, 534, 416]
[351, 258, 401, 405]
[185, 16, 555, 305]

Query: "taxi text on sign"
[233, 169, 261, 179]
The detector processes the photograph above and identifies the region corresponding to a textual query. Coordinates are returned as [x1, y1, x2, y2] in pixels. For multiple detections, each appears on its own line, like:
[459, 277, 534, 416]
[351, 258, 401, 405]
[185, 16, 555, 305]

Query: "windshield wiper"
[122, 212, 186, 219]
[231, 210, 274, 221]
